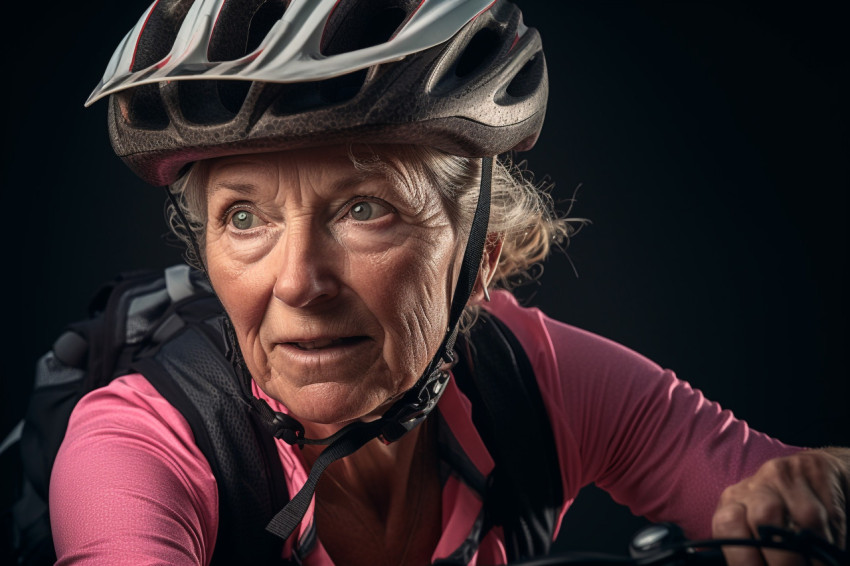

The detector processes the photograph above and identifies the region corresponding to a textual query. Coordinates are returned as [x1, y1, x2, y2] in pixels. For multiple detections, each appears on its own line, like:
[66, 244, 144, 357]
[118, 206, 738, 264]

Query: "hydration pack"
[2, 264, 561, 565]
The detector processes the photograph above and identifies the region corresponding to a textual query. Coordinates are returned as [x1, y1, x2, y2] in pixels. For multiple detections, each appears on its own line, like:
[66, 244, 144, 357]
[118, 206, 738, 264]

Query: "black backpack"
[2, 264, 561, 565]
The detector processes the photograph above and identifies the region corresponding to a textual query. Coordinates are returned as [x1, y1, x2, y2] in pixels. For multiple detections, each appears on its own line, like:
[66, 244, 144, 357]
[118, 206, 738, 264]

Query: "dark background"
[2, 0, 847, 557]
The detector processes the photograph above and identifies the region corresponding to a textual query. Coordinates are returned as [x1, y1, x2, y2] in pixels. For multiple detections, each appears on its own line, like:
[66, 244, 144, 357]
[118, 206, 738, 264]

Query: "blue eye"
[231, 210, 261, 230]
[349, 201, 391, 221]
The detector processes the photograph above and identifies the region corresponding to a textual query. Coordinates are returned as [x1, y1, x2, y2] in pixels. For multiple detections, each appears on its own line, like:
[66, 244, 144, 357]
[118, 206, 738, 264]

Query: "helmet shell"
[101, 0, 548, 185]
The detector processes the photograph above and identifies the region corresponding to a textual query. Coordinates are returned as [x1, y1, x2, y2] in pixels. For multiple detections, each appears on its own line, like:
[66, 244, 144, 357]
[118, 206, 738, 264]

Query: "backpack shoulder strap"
[451, 310, 563, 562]
[10, 264, 293, 565]
[132, 314, 292, 565]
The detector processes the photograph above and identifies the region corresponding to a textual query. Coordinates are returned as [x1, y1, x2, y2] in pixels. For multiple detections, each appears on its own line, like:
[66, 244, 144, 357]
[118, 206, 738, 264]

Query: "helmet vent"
[131, 0, 194, 72]
[454, 26, 501, 78]
[201, 0, 290, 119]
[270, 69, 369, 116]
[320, 69, 369, 103]
[208, 0, 289, 62]
[504, 52, 544, 99]
[321, 1, 408, 56]
[124, 84, 170, 130]
[246, 0, 289, 54]
[178, 80, 240, 124]
[217, 81, 252, 115]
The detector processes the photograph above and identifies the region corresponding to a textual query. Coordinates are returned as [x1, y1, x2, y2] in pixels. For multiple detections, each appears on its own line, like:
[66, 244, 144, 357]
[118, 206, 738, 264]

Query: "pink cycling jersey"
[50, 291, 800, 564]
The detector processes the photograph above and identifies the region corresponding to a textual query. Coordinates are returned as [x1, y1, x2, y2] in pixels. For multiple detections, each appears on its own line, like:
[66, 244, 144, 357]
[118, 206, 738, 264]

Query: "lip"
[272, 335, 375, 368]
[286, 336, 368, 350]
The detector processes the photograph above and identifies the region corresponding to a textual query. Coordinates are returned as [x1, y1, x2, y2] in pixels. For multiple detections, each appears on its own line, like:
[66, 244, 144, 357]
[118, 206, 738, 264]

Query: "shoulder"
[62, 373, 202, 437]
[484, 290, 665, 382]
[50, 374, 218, 565]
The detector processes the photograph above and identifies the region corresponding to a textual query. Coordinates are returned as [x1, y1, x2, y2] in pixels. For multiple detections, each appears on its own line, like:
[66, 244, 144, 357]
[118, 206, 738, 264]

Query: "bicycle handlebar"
[511, 523, 849, 566]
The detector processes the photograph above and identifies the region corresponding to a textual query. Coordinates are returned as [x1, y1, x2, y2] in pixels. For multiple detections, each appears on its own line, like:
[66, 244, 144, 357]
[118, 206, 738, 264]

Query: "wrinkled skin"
[713, 447, 849, 565]
[204, 146, 464, 437]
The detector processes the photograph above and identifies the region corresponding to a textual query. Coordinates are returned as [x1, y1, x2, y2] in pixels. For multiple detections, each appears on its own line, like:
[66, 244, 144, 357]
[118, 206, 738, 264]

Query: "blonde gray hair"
[167, 145, 585, 310]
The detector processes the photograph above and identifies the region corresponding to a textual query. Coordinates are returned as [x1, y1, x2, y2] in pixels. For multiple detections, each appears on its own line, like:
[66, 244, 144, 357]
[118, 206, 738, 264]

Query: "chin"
[269, 381, 391, 428]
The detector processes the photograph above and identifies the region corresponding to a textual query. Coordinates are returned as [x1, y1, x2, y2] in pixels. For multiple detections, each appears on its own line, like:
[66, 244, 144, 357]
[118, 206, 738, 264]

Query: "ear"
[471, 234, 504, 304]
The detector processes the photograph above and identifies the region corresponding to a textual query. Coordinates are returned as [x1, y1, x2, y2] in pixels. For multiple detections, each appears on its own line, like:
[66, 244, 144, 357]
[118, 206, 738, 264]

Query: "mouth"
[288, 336, 369, 351]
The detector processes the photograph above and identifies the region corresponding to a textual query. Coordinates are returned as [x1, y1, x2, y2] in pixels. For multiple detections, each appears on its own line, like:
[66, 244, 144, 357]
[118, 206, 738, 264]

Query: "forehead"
[206, 146, 355, 189]
[202, 146, 438, 214]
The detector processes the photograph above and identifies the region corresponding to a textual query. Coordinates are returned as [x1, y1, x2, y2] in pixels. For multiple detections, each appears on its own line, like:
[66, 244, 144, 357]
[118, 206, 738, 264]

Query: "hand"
[712, 447, 849, 565]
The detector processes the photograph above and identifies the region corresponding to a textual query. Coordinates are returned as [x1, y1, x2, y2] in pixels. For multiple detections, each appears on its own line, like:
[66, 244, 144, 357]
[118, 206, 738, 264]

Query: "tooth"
[297, 338, 335, 349]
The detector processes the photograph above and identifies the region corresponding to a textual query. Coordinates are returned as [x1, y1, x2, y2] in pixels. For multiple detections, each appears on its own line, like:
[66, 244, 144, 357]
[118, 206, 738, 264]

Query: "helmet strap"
[264, 156, 493, 542]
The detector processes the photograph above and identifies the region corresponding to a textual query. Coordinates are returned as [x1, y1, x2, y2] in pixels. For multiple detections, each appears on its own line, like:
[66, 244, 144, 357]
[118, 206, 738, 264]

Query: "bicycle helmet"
[87, 0, 549, 543]
[86, 0, 548, 186]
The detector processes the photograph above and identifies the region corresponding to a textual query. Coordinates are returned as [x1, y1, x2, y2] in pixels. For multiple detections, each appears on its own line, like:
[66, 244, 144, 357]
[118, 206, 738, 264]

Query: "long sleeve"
[486, 291, 801, 538]
[50, 374, 219, 565]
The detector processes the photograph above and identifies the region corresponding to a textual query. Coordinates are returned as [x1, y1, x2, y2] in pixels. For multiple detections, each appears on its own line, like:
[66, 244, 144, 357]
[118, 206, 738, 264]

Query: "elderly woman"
[47, 1, 848, 565]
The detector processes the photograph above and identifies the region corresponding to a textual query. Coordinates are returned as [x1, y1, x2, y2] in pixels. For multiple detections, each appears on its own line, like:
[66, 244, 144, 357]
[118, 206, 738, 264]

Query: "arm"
[485, 292, 801, 536]
[537, 317, 802, 538]
[50, 374, 218, 565]
[482, 291, 848, 558]
[534, 310, 849, 561]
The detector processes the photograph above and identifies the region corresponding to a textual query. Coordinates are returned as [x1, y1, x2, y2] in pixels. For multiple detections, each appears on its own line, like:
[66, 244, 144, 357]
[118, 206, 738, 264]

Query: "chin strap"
[172, 157, 493, 543]
[261, 156, 493, 543]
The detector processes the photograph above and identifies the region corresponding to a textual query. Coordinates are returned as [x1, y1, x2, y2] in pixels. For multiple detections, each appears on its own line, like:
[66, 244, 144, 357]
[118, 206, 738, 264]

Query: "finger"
[736, 484, 804, 566]
[791, 452, 848, 549]
[713, 499, 764, 566]
[760, 454, 845, 548]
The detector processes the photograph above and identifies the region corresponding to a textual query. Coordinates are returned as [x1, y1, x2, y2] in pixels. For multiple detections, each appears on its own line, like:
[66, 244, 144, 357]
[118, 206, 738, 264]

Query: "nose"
[272, 223, 341, 308]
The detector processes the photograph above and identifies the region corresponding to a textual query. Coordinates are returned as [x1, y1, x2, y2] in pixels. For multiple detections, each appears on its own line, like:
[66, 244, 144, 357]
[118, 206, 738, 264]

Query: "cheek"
[215, 273, 268, 330]
[204, 239, 272, 367]
[206, 227, 272, 304]
[360, 230, 458, 377]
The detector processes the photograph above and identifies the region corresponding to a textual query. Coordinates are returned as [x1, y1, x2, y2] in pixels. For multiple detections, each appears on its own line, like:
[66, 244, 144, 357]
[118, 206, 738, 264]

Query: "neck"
[302, 419, 427, 510]
[307, 418, 442, 566]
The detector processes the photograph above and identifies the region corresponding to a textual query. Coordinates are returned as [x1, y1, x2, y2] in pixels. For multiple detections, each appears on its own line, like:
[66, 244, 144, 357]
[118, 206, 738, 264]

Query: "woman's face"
[204, 147, 461, 430]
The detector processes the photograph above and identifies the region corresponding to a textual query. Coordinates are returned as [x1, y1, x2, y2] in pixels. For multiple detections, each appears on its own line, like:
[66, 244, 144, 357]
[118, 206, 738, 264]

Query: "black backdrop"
[2, 0, 847, 556]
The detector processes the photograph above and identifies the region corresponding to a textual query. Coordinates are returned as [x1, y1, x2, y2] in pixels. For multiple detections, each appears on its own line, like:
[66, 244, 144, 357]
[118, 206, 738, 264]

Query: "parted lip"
[268, 333, 378, 379]
[279, 335, 370, 350]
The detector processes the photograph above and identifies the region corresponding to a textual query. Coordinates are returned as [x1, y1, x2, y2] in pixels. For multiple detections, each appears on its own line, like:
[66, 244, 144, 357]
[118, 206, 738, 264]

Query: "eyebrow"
[206, 167, 394, 202]
[327, 174, 378, 195]
[208, 181, 261, 196]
